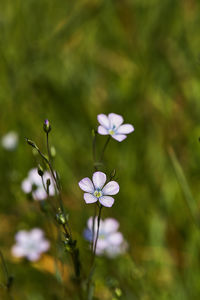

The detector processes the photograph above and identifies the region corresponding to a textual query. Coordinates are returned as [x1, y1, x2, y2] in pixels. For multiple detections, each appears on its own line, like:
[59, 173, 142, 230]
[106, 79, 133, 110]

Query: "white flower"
[84, 217, 127, 258]
[79, 171, 119, 207]
[21, 168, 55, 201]
[1, 131, 18, 150]
[11, 228, 50, 261]
[97, 113, 134, 142]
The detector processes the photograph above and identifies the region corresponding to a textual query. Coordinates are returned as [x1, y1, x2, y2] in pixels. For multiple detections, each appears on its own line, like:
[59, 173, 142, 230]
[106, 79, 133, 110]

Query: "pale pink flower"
[11, 228, 50, 261]
[21, 168, 55, 201]
[97, 113, 134, 142]
[84, 217, 128, 257]
[79, 171, 119, 207]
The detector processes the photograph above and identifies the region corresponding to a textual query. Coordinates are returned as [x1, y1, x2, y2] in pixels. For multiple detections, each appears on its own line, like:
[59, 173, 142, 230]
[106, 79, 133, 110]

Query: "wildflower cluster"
[11, 113, 134, 298]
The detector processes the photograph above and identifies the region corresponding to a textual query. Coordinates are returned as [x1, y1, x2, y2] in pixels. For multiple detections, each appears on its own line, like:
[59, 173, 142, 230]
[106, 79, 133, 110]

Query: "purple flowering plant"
[18, 113, 134, 298]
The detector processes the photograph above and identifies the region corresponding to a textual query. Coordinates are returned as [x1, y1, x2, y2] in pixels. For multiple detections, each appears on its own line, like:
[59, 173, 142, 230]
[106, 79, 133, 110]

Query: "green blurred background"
[1, 0, 200, 299]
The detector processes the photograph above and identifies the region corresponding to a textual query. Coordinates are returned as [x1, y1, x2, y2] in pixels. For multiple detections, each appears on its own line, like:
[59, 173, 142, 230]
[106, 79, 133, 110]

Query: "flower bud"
[37, 164, 44, 177]
[56, 208, 68, 225]
[43, 119, 51, 133]
[26, 138, 39, 150]
[63, 238, 76, 252]
[46, 178, 51, 195]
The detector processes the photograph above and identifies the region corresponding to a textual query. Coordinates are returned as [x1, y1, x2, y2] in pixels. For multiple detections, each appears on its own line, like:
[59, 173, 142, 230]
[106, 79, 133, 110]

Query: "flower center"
[109, 129, 115, 135]
[94, 189, 102, 198]
[109, 125, 116, 136]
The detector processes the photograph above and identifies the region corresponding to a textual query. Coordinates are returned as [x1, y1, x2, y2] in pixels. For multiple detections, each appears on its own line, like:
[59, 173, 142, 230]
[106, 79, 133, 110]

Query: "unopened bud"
[56, 208, 68, 225]
[63, 238, 76, 252]
[26, 138, 39, 150]
[37, 164, 44, 177]
[46, 178, 51, 187]
[43, 119, 51, 133]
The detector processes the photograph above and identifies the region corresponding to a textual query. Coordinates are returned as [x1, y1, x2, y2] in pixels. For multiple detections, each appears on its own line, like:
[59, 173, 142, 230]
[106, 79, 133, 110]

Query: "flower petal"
[30, 229, 44, 241]
[97, 114, 110, 129]
[79, 177, 94, 193]
[98, 126, 109, 135]
[28, 168, 42, 185]
[83, 228, 93, 241]
[96, 239, 107, 251]
[102, 181, 119, 195]
[117, 124, 134, 134]
[15, 230, 29, 243]
[21, 179, 32, 193]
[112, 134, 127, 142]
[33, 188, 46, 201]
[99, 196, 114, 207]
[103, 218, 119, 233]
[38, 240, 50, 252]
[27, 252, 41, 261]
[84, 193, 97, 204]
[92, 171, 106, 189]
[11, 245, 26, 258]
[108, 113, 123, 128]
[107, 232, 124, 245]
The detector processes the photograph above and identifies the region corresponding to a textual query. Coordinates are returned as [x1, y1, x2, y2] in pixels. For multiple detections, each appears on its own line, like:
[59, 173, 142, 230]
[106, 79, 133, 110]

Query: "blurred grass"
[1, 0, 200, 299]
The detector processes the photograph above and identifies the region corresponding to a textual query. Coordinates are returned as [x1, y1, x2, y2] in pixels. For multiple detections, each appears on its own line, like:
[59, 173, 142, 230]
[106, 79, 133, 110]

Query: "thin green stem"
[91, 204, 97, 252]
[92, 131, 98, 171]
[92, 204, 102, 258]
[99, 136, 111, 162]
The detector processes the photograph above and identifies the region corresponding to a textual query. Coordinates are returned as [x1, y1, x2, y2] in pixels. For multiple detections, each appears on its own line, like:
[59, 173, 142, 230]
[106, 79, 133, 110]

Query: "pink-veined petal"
[99, 196, 114, 207]
[103, 218, 119, 234]
[108, 113, 123, 129]
[117, 124, 134, 134]
[112, 134, 127, 142]
[97, 114, 110, 129]
[102, 181, 119, 195]
[98, 126, 109, 135]
[92, 171, 106, 189]
[79, 177, 94, 193]
[84, 193, 98, 204]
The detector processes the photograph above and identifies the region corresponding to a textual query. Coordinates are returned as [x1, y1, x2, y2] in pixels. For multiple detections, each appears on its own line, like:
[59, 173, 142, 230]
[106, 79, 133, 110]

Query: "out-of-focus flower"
[11, 228, 50, 261]
[1, 131, 18, 150]
[97, 113, 134, 142]
[21, 168, 55, 200]
[84, 217, 127, 257]
[79, 171, 119, 207]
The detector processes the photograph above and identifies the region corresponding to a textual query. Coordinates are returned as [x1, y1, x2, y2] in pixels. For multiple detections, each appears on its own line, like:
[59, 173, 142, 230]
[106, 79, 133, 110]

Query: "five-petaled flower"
[97, 113, 134, 142]
[21, 168, 55, 201]
[11, 228, 50, 261]
[84, 217, 128, 257]
[79, 171, 119, 207]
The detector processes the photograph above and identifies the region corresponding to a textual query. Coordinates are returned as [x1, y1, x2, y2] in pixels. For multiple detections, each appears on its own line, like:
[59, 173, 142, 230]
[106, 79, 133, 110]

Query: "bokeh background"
[1, 0, 200, 299]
